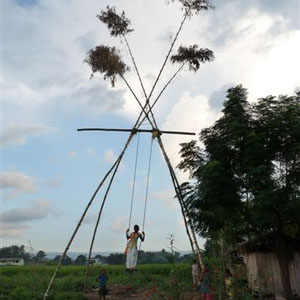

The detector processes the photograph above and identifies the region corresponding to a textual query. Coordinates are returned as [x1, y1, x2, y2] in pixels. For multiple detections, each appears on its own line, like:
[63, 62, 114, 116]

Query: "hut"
[238, 234, 300, 297]
[0, 258, 25, 266]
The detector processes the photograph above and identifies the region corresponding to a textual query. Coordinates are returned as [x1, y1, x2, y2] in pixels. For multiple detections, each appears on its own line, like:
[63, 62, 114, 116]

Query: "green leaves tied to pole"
[170, 45, 214, 72]
[97, 6, 134, 37]
[85, 45, 129, 87]
[167, 0, 214, 17]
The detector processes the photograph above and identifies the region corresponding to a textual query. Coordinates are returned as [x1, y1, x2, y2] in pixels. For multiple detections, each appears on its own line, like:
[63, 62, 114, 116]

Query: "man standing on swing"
[125, 225, 145, 271]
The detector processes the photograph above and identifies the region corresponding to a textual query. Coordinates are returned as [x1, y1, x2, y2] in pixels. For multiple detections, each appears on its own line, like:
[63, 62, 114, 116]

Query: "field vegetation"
[0, 259, 253, 299]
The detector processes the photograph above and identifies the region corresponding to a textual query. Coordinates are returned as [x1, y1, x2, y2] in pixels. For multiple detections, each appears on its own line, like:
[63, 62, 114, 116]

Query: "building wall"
[244, 252, 300, 296]
[289, 253, 300, 295]
[0, 258, 25, 266]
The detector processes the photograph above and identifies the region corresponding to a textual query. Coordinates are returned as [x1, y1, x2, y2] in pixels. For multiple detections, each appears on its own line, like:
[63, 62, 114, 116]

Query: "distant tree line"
[0, 245, 194, 265]
[0, 245, 47, 263]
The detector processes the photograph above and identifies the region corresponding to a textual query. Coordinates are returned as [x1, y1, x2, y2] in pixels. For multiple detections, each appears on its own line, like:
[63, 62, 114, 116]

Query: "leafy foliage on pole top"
[168, 0, 214, 16]
[170, 45, 214, 72]
[97, 6, 133, 37]
[85, 45, 129, 87]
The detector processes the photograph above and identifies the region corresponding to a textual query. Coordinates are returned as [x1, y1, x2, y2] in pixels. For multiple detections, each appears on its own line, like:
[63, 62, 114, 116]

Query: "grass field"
[0, 262, 253, 299]
[0, 263, 195, 299]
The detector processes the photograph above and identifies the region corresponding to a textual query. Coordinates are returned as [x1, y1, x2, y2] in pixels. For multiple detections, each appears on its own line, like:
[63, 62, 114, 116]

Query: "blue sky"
[1, 0, 299, 254]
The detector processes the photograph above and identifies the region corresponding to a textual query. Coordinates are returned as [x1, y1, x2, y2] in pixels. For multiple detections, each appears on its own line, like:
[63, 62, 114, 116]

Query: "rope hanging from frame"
[142, 136, 154, 232]
[128, 133, 140, 229]
[128, 132, 154, 234]
[139, 136, 154, 250]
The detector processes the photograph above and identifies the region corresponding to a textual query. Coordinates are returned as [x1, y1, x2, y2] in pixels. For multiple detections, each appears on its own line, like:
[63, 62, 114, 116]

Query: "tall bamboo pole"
[146, 10, 189, 106]
[137, 63, 186, 128]
[81, 10, 199, 288]
[43, 133, 134, 299]
[123, 35, 148, 100]
[45, 5, 203, 296]
[156, 135, 204, 268]
[122, 9, 190, 130]
[120, 74, 155, 129]
[156, 136, 195, 255]
[84, 132, 132, 290]
[122, 26, 203, 266]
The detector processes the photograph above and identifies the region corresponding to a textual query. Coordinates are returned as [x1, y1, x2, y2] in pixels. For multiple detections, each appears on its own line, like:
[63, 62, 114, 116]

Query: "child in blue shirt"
[96, 269, 108, 299]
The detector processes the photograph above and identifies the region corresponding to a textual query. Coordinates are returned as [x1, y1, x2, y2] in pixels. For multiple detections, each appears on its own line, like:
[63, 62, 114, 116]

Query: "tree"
[0, 245, 31, 261]
[178, 85, 250, 241]
[94, 254, 106, 263]
[105, 253, 125, 265]
[53, 255, 73, 265]
[178, 86, 300, 298]
[74, 254, 87, 265]
[35, 250, 47, 262]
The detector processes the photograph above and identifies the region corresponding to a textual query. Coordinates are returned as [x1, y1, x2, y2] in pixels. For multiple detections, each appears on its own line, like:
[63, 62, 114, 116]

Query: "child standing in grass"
[225, 268, 233, 299]
[96, 269, 108, 300]
[199, 265, 213, 300]
[191, 259, 201, 287]
[125, 224, 145, 271]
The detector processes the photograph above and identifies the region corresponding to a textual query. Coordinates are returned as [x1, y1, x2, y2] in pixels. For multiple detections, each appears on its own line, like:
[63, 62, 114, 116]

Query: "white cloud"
[158, 8, 299, 184]
[68, 151, 78, 158]
[3, 80, 43, 106]
[202, 8, 300, 101]
[1, 223, 29, 239]
[82, 212, 98, 225]
[2, 0, 298, 251]
[2, 0, 126, 126]
[103, 149, 117, 164]
[3, 0, 297, 128]
[86, 147, 96, 156]
[1, 200, 54, 239]
[1, 171, 37, 199]
[1, 122, 58, 148]
[3, 200, 53, 223]
[161, 93, 219, 182]
[151, 189, 179, 211]
[45, 177, 62, 189]
[244, 31, 300, 100]
[110, 217, 128, 233]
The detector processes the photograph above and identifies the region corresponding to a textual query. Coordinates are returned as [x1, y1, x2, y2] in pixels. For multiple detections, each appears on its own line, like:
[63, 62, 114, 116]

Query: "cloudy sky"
[1, 0, 299, 254]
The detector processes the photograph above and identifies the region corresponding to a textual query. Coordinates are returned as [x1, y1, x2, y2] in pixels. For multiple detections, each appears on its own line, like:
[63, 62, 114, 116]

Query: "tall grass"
[0, 263, 191, 299]
[0, 262, 253, 299]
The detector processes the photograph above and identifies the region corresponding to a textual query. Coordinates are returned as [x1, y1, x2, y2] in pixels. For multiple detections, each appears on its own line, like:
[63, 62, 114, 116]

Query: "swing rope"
[142, 136, 154, 232]
[128, 133, 140, 229]
[138, 136, 154, 251]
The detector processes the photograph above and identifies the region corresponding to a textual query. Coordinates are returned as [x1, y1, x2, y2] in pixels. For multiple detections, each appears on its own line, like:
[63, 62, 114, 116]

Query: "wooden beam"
[77, 128, 195, 136]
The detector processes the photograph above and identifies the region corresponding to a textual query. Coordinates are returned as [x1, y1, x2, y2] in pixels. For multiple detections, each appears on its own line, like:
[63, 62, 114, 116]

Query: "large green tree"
[34, 250, 47, 262]
[74, 254, 87, 265]
[0, 245, 31, 261]
[178, 85, 300, 298]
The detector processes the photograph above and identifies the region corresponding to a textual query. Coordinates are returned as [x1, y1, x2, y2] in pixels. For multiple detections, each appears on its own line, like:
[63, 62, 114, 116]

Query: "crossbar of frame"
[77, 128, 195, 136]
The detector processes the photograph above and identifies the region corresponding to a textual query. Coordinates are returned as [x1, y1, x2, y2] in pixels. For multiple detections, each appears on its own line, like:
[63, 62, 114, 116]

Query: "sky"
[1, 0, 299, 254]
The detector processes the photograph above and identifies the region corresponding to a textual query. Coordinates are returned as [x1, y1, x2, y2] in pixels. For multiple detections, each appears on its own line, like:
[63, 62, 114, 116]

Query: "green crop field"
[0, 262, 253, 299]
[0, 263, 195, 299]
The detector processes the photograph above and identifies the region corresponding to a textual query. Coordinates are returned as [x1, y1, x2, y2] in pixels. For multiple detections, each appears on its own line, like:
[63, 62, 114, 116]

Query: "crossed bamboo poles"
[44, 7, 203, 299]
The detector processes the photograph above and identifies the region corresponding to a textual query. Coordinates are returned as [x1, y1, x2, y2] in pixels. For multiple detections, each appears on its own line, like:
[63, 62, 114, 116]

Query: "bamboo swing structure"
[44, 1, 214, 298]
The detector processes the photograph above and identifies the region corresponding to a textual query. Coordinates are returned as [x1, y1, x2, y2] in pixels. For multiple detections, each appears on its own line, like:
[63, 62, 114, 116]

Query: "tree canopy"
[0, 245, 31, 261]
[178, 85, 300, 243]
[177, 86, 300, 297]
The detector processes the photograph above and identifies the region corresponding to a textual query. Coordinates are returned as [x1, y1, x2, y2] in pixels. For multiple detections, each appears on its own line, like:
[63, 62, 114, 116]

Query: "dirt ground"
[84, 284, 150, 300]
[84, 284, 202, 300]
